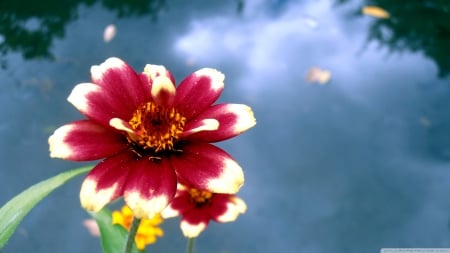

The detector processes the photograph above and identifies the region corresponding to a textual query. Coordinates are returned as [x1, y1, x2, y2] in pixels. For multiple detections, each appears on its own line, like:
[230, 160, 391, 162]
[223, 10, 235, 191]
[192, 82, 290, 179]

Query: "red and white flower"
[162, 184, 247, 238]
[48, 57, 255, 218]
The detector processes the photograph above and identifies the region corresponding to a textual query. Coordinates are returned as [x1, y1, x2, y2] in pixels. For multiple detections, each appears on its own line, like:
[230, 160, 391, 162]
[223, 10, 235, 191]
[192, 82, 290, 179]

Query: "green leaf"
[90, 208, 139, 253]
[0, 166, 92, 249]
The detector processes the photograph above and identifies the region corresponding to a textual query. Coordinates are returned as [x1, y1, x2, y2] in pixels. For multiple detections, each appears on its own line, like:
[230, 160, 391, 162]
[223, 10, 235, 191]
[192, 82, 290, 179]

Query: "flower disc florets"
[128, 102, 186, 153]
[188, 188, 213, 207]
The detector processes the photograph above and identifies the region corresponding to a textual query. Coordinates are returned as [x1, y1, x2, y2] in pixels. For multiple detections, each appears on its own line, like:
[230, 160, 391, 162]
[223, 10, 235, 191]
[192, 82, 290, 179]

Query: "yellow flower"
[112, 205, 164, 250]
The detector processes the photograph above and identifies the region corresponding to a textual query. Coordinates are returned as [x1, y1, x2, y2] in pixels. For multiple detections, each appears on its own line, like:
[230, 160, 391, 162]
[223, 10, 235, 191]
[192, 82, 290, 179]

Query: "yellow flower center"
[188, 188, 213, 206]
[128, 102, 186, 153]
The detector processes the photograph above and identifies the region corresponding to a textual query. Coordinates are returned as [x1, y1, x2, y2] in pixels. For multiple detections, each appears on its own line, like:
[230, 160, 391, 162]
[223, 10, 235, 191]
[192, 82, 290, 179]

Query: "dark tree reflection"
[0, 0, 165, 67]
[336, 0, 450, 78]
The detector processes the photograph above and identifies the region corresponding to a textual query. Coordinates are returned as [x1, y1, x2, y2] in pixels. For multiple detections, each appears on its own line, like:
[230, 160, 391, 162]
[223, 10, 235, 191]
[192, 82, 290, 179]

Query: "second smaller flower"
[162, 184, 247, 238]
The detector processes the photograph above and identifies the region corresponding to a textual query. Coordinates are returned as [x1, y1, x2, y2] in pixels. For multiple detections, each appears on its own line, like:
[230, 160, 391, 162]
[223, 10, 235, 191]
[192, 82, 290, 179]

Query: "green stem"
[187, 237, 195, 253]
[123, 217, 141, 253]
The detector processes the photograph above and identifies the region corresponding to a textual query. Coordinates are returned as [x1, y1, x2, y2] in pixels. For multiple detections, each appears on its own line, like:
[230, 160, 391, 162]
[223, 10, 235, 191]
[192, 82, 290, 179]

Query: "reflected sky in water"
[1, 0, 450, 252]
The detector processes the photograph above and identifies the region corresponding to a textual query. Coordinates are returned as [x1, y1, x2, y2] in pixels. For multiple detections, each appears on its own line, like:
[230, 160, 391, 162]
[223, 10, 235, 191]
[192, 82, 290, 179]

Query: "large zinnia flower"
[49, 57, 255, 218]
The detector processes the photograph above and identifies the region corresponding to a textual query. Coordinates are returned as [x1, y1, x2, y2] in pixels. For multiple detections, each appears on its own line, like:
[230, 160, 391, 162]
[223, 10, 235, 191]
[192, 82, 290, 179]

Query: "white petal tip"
[216, 196, 247, 222]
[104, 57, 125, 67]
[144, 64, 168, 79]
[80, 179, 118, 212]
[195, 68, 224, 91]
[151, 75, 176, 104]
[109, 118, 134, 133]
[67, 83, 100, 113]
[48, 125, 73, 159]
[206, 159, 244, 194]
[232, 104, 256, 133]
[125, 192, 170, 219]
[232, 196, 247, 213]
[161, 205, 180, 218]
[181, 221, 207, 238]
[91, 57, 126, 79]
[182, 119, 220, 137]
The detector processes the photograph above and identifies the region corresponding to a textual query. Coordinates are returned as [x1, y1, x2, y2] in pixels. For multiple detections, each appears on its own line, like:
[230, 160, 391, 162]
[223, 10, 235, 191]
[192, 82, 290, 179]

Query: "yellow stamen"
[188, 188, 213, 204]
[128, 102, 186, 152]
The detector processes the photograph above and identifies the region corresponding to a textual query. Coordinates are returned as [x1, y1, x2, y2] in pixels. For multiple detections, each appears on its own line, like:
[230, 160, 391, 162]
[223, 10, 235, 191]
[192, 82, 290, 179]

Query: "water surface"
[1, 0, 449, 252]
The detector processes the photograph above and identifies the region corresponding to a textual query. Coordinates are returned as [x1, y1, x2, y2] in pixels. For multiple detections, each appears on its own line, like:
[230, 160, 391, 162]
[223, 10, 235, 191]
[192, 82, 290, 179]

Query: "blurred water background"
[0, 0, 449, 252]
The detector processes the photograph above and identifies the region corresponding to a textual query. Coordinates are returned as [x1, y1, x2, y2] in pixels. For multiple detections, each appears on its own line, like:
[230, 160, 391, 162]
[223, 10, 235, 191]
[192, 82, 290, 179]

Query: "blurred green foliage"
[336, 0, 450, 78]
[0, 0, 165, 67]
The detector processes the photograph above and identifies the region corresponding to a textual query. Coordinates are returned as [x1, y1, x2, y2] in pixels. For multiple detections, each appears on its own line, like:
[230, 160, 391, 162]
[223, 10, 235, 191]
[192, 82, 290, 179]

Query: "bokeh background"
[1, 0, 450, 252]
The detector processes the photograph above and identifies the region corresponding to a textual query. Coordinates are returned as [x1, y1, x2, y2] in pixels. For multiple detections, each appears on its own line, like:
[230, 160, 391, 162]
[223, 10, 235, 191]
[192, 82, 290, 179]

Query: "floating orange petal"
[83, 219, 100, 237]
[103, 24, 117, 43]
[362, 6, 390, 19]
[306, 67, 331, 85]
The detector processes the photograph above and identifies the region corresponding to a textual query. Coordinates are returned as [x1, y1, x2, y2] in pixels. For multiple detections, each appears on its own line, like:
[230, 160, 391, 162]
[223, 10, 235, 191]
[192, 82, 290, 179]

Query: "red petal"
[164, 190, 193, 214]
[174, 68, 224, 119]
[213, 195, 247, 222]
[123, 157, 177, 218]
[170, 143, 244, 194]
[182, 208, 211, 226]
[49, 120, 127, 161]
[183, 103, 256, 142]
[180, 210, 210, 237]
[207, 194, 230, 220]
[80, 151, 135, 211]
[89, 57, 151, 119]
[68, 83, 132, 127]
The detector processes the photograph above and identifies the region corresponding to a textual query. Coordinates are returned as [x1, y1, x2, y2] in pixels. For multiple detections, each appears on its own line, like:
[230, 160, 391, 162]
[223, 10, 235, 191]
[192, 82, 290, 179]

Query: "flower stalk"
[187, 237, 195, 253]
[123, 217, 141, 253]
